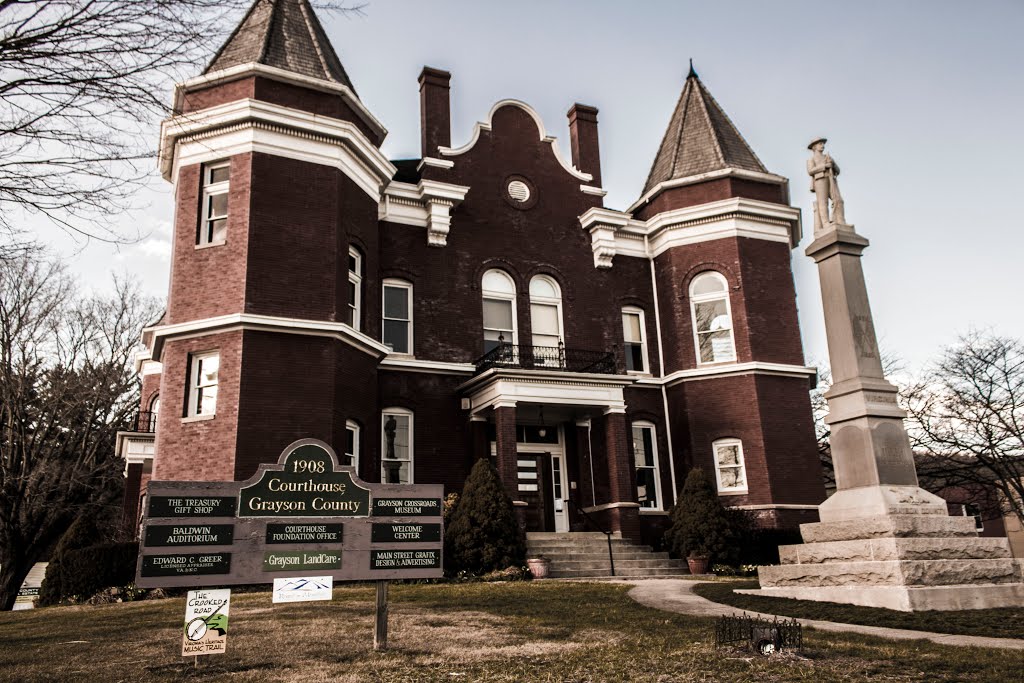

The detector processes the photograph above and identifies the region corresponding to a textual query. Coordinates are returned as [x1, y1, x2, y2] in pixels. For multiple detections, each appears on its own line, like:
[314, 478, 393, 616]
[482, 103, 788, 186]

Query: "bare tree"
[905, 332, 1024, 528]
[0, 1, 359, 253]
[0, 251, 160, 610]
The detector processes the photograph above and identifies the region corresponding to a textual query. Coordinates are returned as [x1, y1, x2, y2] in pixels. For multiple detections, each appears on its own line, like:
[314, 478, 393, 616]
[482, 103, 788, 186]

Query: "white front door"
[551, 453, 569, 532]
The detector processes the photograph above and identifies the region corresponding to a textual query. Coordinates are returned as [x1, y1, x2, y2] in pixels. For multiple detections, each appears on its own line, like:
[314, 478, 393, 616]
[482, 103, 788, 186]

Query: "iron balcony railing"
[130, 411, 157, 433]
[474, 340, 617, 375]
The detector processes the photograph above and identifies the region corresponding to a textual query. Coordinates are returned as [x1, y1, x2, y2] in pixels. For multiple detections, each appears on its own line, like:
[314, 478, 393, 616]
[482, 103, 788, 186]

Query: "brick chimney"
[419, 66, 452, 157]
[567, 103, 602, 187]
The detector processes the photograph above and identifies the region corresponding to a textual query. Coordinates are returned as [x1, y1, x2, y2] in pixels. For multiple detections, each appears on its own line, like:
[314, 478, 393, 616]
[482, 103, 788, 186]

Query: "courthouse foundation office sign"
[135, 438, 443, 588]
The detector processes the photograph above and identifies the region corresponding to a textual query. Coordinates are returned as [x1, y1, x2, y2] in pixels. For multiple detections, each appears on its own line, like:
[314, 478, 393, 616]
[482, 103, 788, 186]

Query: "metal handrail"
[565, 499, 615, 577]
[474, 340, 617, 375]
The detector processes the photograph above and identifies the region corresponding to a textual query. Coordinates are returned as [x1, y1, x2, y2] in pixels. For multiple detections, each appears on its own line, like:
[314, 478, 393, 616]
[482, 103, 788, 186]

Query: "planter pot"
[687, 556, 710, 575]
[527, 557, 551, 579]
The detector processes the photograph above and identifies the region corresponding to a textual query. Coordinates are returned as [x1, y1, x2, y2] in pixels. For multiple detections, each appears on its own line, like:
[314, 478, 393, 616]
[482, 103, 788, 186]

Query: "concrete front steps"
[526, 532, 690, 579]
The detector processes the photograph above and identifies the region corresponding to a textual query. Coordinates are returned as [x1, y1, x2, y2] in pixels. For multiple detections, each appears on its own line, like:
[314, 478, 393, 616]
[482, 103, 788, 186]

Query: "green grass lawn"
[693, 580, 1024, 640]
[0, 581, 1021, 682]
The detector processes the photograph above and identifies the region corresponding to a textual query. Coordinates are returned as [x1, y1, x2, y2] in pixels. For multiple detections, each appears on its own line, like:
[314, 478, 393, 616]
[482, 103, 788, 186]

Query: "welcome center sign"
[135, 439, 444, 588]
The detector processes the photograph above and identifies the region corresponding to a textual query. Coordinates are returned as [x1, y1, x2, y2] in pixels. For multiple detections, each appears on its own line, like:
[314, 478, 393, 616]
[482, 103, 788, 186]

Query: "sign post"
[135, 438, 444, 653]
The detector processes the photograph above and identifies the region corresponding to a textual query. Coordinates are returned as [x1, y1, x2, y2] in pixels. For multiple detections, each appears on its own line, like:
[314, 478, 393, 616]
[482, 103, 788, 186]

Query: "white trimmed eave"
[578, 197, 802, 268]
[159, 99, 396, 201]
[632, 361, 819, 388]
[626, 167, 789, 214]
[145, 313, 391, 362]
[173, 63, 388, 142]
[458, 368, 636, 415]
[438, 99, 593, 183]
[379, 179, 471, 247]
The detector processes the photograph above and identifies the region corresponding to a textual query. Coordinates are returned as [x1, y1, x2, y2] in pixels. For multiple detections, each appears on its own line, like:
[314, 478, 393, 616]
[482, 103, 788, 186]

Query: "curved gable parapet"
[438, 99, 593, 183]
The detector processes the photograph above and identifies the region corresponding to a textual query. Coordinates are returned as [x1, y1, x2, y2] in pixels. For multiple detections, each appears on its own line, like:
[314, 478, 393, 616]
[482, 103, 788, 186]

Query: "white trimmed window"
[712, 438, 748, 493]
[529, 275, 563, 349]
[482, 269, 517, 353]
[622, 307, 649, 373]
[186, 351, 219, 417]
[348, 247, 363, 330]
[690, 272, 736, 364]
[382, 279, 413, 354]
[631, 422, 662, 510]
[199, 161, 229, 246]
[381, 408, 413, 484]
[344, 420, 360, 470]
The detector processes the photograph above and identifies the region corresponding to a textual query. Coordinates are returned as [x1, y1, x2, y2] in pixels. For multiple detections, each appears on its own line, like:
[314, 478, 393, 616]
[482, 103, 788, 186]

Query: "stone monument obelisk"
[747, 138, 1024, 610]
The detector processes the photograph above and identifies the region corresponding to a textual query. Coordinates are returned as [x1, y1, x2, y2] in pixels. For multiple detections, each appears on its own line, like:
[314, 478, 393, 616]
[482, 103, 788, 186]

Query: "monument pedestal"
[748, 504, 1024, 610]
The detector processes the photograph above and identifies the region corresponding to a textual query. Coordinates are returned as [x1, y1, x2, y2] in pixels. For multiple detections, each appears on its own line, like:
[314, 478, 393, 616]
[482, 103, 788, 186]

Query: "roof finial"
[688, 58, 698, 79]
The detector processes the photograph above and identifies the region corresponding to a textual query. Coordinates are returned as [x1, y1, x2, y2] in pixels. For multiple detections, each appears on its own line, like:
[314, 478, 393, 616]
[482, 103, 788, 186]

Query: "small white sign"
[182, 589, 230, 657]
[272, 576, 334, 603]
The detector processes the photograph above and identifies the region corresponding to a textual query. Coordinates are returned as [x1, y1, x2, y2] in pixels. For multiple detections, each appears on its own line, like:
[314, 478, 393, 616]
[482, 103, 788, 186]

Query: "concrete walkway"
[624, 579, 1024, 651]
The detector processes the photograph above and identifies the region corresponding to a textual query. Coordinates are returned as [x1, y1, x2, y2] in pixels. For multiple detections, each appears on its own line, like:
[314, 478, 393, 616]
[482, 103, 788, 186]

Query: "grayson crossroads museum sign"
[135, 439, 444, 588]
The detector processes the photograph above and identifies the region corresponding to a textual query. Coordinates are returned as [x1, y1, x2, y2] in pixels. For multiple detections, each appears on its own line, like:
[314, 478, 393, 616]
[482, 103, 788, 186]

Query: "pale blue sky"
[35, 0, 1024, 371]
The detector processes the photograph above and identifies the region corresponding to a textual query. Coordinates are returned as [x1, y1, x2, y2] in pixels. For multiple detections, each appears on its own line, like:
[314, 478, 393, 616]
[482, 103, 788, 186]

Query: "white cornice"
[174, 63, 388, 143]
[160, 99, 396, 200]
[379, 179, 471, 246]
[627, 167, 789, 214]
[379, 358, 476, 375]
[145, 313, 391, 361]
[632, 361, 818, 387]
[578, 197, 802, 267]
[458, 368, 635, 415]
[438, 99, 593, 183]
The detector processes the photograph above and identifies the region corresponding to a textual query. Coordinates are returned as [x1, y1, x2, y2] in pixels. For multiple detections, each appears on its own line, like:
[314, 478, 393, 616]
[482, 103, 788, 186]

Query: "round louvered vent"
[507, 180, 531, 203]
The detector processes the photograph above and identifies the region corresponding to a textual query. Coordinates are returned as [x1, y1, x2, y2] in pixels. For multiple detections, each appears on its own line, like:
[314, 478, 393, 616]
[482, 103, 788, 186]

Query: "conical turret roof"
[642, 67, 767, 194]
[205, 0, 356, 92]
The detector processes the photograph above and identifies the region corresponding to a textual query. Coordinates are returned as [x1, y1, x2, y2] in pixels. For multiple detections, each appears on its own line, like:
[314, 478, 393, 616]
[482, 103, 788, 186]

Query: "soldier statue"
[807, 137, 850, 233]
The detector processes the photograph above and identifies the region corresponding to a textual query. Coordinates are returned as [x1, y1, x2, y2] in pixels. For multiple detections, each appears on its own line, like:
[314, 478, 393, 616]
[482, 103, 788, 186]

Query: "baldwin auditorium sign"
[135, 439, 444, 588]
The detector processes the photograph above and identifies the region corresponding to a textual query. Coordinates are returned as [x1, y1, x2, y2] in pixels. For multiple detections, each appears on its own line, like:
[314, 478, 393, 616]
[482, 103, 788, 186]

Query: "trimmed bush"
[663, 467, 740, 566]
[38, 514, 102, 606]
[60, 542, 138, 601]
[444, 458, 526, 576]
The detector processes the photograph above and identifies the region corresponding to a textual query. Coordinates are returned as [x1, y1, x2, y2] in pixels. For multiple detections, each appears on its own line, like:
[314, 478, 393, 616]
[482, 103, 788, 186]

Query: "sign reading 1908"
[135, 438, 444, 588]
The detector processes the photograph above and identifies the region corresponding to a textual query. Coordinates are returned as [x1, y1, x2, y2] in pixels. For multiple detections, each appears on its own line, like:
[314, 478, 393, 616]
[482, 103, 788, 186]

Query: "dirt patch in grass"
[0, 582, 1021, 682]
[693, 580, 1024, 640]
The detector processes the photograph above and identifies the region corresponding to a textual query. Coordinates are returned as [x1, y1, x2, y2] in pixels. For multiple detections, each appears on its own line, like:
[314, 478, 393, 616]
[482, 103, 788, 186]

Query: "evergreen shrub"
[444, 458, 526, 576]
[60, 542, 138, 600]
[38, 514, 102, 606]
[663, 467, 741, 566]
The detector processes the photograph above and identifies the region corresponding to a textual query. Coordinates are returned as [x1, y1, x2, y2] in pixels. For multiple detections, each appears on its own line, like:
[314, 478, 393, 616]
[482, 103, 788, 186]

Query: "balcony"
[474, 341, 617, 375]
[129, 411, 158, 433]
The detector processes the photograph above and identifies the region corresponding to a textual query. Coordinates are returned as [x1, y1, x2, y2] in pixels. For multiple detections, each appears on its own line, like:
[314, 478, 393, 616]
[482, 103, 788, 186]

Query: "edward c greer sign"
[135, 438, 443, 588]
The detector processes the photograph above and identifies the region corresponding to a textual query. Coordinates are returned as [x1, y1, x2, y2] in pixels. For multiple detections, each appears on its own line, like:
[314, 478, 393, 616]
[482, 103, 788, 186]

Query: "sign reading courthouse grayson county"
[135, 438, 444, 588]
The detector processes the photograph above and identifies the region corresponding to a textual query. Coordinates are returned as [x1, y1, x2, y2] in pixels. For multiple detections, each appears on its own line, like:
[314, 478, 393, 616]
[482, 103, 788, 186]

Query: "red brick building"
[119, 0, 826, 547]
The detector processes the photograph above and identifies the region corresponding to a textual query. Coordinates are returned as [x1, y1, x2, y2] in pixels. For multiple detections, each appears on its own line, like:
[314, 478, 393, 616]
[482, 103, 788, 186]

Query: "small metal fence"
[714, 613, 802, 655]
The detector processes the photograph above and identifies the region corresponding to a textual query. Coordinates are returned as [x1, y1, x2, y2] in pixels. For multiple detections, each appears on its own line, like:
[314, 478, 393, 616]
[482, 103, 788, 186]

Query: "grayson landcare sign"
[182, 589, 230, 656]
[136, 439, 444, 588]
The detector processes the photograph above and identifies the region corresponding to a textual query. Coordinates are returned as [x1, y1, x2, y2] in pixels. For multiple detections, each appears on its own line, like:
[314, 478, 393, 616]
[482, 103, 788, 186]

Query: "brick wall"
[634, 177, 785, 221]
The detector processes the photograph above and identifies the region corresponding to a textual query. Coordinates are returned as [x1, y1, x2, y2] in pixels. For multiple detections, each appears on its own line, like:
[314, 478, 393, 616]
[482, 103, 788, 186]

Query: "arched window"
[712, 438, 748, 493]
[631, 421, 662, 510]
[689, 272, 736, 364]
[482, 269, 517, 353]
[146, 394, 160, 432]
[529, 275, 563, 349]
[381, 408, 413, 484]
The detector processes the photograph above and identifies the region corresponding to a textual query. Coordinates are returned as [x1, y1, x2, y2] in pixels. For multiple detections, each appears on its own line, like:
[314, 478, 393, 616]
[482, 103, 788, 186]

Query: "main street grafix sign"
[135, 439, 443, 588]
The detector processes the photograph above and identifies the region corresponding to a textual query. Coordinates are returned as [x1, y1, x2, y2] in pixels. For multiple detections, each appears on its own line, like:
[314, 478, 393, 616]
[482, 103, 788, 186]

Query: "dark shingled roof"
[205, 0, 356, 92]
[642, 70, 767, 195]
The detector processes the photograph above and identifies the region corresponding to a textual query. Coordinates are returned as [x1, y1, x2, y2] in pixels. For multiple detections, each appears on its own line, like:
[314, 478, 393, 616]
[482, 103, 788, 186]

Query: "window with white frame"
[381, 408, 413, 484]
[712, 438, 748, 492]
[382, 279, 413, 354]
[631, 422, 662, 509]
[198, 161, 229, 246]
[622, 307, 649, 373]
[347, 247, 362, 330]
[529, 275, 563, 349]
[186, 351, 219, 417]
[147, 394, 160, 431]
[690, 271, 736, 364]
[482, 269, 517, 353]
[344, 420, 360, 470]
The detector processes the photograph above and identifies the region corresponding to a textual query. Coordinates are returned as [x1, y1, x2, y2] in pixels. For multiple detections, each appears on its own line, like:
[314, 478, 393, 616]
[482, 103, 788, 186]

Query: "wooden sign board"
[135, 439, 444, 588]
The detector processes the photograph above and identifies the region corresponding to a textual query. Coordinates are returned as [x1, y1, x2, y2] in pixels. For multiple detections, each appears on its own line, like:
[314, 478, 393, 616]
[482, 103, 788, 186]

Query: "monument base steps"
[738, 583, 1024, 612]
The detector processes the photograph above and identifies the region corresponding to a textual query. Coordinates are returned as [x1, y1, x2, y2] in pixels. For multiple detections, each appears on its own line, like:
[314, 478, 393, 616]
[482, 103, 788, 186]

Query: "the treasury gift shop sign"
[135, 439, 444, 587]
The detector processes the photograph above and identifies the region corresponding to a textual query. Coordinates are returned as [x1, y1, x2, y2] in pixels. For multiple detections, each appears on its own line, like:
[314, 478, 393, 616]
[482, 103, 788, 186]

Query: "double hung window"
[712, 438, 748, 493]
[186, 351, 219, 417]
[622, 308, 649, 373]
[381, 409, 413, 484]
[344, 420, 360, 470]
[199, 162, 229, 246]
[631, 422, 662, 509]
[348, 247, 362, 330]
[382, 280, 413, 354]
[482, 270, 517, 354]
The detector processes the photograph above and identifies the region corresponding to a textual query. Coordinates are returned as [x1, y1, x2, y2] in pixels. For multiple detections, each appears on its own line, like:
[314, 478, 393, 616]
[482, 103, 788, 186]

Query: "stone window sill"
[717, 489, 748, 496]
[181, 414, 216, 424]
[195, 240, 226, 251]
